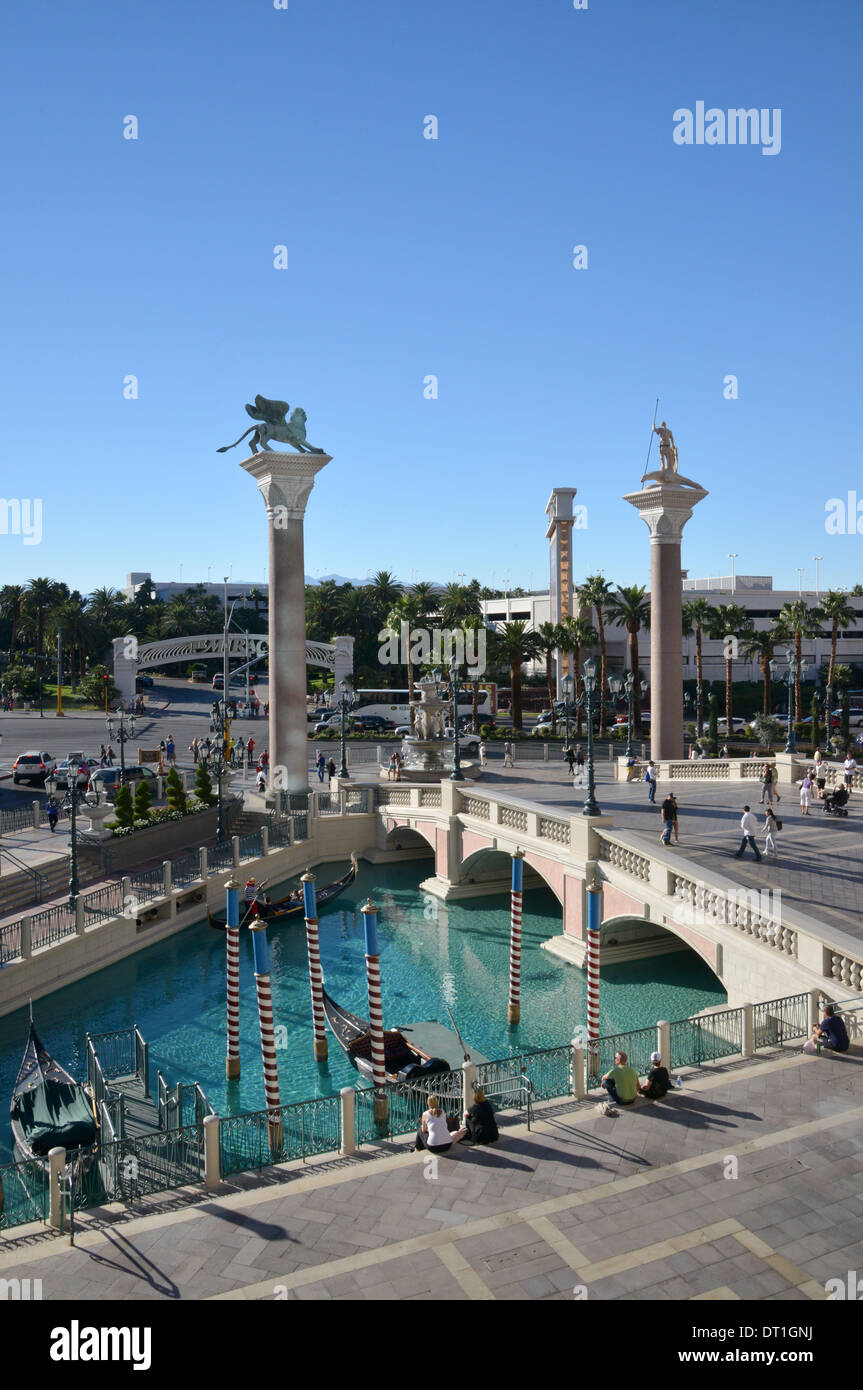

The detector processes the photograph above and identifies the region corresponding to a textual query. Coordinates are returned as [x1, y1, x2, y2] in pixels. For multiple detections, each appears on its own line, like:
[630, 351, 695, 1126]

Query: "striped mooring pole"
[249, 918, 284, 1151]
[360, 898, 388, 1126]
[508, 849, 525, 1025]
[302, 870, 328, 1062]
[586, 883, 602, 1063]
[225, 878, 241, 1080]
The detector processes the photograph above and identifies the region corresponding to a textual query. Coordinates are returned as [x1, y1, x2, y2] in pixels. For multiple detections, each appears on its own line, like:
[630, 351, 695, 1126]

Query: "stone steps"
[0, 855, 101, 915]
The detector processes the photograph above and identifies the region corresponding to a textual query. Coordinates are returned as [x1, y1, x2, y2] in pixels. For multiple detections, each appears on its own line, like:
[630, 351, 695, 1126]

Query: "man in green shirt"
[600, 1051, 639, 1112]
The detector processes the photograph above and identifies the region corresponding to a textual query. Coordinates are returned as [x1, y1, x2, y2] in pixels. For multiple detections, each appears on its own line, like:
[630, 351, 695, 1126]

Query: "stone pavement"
[2, 1044, 862, 1301]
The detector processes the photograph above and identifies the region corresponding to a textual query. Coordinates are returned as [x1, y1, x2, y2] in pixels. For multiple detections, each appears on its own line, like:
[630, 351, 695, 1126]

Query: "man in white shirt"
[844, 756, 857, 791]
[734, 805, 762, 861]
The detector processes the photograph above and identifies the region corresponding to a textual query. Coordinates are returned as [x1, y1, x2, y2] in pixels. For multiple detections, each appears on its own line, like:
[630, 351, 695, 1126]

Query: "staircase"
[228, 809, 269, 837]
[0, 854, 102, 916]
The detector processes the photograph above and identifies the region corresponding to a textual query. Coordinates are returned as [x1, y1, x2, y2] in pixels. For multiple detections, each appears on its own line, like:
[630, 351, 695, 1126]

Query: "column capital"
[240, 451, 331, 521]
[622, 480, 708, 543]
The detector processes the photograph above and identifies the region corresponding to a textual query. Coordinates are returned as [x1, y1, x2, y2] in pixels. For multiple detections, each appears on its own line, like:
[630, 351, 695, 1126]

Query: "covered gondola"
[207, 854, 358, 930]
[10, 1022, 98, 1172]
[322, 989, 487, 1083]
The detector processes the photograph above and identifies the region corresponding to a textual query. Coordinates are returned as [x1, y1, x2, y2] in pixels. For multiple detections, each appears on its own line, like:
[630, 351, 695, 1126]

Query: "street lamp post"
[337, 679, 352, 780]
[449, 661, 464, 781]
[45, 769, 82, 907]
[624, 671, 636, 760]
[561, 672, 574, 750]
[579, 656, 601, 818]
[769, 649, 807, 755]
[209, 700, 227, 841]
[111, 706, 136, 786]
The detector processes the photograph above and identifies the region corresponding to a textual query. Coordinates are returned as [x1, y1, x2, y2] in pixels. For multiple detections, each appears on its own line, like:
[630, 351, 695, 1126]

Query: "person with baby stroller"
[822, 785, 850, 816]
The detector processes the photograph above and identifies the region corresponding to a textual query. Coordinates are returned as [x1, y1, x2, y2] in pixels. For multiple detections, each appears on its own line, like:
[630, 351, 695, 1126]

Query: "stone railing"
[664, 761, 731, 780]
[461, 795, 490, 820]
[829, 952, 863, 993]
[671, 872, 797, 959]
[499, 806, 529, 832]
[598, 839, 652, 882]
[418, 788, 442, 807]
[538, 816, 570, 846]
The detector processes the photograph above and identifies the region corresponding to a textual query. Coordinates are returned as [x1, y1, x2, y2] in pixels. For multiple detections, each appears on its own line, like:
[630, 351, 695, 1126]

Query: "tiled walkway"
[3, 1044, 861, 1301]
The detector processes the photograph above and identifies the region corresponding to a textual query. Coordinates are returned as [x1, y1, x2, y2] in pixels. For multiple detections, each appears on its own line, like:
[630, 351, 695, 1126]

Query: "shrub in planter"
[194, 763, 216, 806]
[133, 818, 150, 829]
[480, 724, 492, 738]
[134, 779, 152, 819]
[165, 766, 187, 814]
[114, 783, 135, 828]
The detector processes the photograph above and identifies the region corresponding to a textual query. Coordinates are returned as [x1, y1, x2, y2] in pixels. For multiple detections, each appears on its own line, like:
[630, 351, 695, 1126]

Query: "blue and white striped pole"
[508, 849, 524, 1025]
[302, 871, 328, 1062]
[586, 883, 602, 1061]
[249, 917, 283, 1151]
[361, 899, 388, 1126]
[225, 878, 241, 1080]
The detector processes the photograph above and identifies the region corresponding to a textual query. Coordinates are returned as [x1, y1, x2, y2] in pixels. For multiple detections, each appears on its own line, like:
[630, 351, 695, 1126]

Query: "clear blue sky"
[2, 0, 860, 596]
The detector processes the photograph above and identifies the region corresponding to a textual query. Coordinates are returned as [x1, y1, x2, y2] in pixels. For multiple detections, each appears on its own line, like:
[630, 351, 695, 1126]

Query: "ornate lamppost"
[449, 660, 464, 782]
[209, 699, 228, 841]
[45, 767, 84, 906]
[561, 672, 576, 750]
[577, 656, 601, 818]
[111, 706, 136, 786]
[769, 648, 808, 755]
[337, 678, 356, 780]
[624, 672, 637, 759]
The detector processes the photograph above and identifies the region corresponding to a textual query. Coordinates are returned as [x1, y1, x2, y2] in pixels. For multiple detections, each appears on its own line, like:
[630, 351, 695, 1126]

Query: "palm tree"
[578, 575, 614, 734]
[438, 582, 482, 628]
[740, 628, 779, 717]
[819, 590, 858, 723]
[708, 604, 754, 735]
[384, 592, 430, 718]
[560, 615, 598, 736]
[49, 599, 92, 687]
[23, 578, 62, 679]
[0, 584, 25, 657]
[368, 570, 402, 619]
[410, 580, 439, 614]
[491, 622, 541, 732]
[775, 600, 824, 720]
[682, 597, 713, 736]
[535, 621, 565, 733]
[607, 586, 650, 732]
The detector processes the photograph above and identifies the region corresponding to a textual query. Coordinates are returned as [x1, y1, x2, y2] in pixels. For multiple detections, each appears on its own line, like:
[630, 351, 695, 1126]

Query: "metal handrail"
[2, 848, 49, 903]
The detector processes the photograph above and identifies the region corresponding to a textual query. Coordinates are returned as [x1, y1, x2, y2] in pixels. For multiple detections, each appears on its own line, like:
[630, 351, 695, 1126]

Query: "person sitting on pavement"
[600, 1050, 639, 1113]
[414, 1094, 467, 1154]
[814, 1003, 850, 1054]
[638, 1051, 671, 1100]
[462, 1088, 499, 1145]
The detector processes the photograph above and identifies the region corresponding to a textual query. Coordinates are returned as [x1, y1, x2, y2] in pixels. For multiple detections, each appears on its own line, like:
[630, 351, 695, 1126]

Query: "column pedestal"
[623, 477, 707, 762]
[240, 451, 331, 794]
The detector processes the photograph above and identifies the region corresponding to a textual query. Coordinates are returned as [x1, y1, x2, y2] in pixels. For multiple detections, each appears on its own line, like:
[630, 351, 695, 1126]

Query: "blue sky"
[1, 0, 861, 597]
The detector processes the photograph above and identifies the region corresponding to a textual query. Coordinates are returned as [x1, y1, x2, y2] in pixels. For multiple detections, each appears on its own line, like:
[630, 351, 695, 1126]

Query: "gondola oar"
[443, 1004, 470, 1062]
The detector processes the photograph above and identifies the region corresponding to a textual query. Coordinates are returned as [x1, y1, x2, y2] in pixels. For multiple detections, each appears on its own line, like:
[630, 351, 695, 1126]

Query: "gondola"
[322, 989, 488, 1084]
[206, 853, 358, 930]
[10, 1021, 99, 1173]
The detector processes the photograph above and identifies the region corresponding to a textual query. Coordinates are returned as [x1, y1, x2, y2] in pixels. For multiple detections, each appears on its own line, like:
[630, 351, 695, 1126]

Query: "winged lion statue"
[218, 396, 325, 455]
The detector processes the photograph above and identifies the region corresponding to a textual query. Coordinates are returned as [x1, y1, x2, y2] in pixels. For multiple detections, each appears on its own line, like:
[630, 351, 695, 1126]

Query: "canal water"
[0, 858, 725, 1159]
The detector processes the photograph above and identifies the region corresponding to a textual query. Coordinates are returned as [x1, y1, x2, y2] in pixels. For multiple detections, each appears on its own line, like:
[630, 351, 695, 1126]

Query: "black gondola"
[322, 989, 487, 1083]
[207, 853, 358, 930]
[10, 1021, 99, 1173]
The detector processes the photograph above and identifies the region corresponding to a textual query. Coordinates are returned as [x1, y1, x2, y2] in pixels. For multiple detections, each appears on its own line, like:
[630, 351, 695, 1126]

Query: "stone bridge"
[112, 633, 354, 702]
[372, 781, 863, 1009]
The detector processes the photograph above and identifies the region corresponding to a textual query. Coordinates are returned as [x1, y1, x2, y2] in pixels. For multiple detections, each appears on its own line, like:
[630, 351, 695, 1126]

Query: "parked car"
[135, 674, 154, 690]
[314, 715, 342, 734]
[12, 752, 56, 785]
[54, 757, 98, 788]
[86, 765, 159, 803]
[716, 717, 748, 734]
[352, 716, 395, 732]
[443, 728, 481, 753]
[189, 665, 208, 682]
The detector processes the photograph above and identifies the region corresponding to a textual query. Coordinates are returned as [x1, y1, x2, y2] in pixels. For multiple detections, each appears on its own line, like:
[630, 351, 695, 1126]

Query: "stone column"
[240, 451, 330, 794]
[623, 479, 707, 761]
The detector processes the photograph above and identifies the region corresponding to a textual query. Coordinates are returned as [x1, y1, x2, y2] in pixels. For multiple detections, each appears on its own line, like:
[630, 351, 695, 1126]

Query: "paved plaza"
[1, 1043, 861, 1300]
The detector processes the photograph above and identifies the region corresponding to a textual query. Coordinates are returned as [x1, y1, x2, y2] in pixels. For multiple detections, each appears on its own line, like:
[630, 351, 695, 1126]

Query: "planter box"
[79, 805, 226, 872]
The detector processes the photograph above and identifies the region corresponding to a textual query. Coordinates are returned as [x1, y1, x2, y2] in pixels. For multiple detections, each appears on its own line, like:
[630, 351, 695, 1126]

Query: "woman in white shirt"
[415, 1095, 467, 1154]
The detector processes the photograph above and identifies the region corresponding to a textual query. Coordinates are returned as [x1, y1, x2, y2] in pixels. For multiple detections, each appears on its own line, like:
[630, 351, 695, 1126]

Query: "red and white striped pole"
[302, 871, 328, 1062]
[508, 849, 524, 1025]
[586, 883, 602, 1068]
[360, 898, 388, 1126]
[225, 878, 241, 1080]
[249, 919, 284, 1151]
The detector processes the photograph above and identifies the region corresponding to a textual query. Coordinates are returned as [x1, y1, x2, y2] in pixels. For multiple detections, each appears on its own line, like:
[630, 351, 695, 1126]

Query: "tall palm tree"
[384, 591, 430, 717]
[491, 622, 541, 732]
[819, 590, 858, 720]
[740, 628, 779, 717]
[0, 584, 25, 657]
[410, 580, 439, 614]
[439, 582, 481, 628]
[578, 575, 614, 734]
[607, 586, 650, 732]
[775, 600, 824, 720]
[560, 615, 598, 736]
[49, 599, 92, 687]
[708, 604, 754, 734]
[24, 578, 62, 678]
[368, 570, 402, 619]
[682, 597, 713, 736]
[535, 621, 565, 733]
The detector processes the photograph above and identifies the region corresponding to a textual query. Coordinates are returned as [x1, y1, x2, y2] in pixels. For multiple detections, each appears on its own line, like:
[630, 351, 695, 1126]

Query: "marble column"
[240, 451, 331, 794]
[622, 479, 707, 761]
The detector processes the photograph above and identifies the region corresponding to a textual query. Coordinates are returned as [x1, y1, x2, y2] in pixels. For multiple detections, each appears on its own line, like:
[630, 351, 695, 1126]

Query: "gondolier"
[207, 855, 358, 930]
[244, 878, 271, 918]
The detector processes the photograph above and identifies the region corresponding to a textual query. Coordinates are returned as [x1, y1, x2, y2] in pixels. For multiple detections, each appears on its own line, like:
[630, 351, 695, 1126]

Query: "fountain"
[382, 675, 482, 782]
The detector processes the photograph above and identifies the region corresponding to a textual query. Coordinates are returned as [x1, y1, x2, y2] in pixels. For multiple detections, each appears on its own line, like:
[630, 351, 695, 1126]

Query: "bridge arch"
[112, 633, 354, 702]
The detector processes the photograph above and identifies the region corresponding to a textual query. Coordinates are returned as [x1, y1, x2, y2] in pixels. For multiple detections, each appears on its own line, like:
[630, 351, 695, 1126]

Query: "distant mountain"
[304, 574, 446, 587]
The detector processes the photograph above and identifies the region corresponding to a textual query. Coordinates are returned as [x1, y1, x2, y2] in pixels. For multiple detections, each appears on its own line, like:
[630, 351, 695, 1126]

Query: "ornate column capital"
[622, 480, 708, 543]
[240, 451, 331, 521]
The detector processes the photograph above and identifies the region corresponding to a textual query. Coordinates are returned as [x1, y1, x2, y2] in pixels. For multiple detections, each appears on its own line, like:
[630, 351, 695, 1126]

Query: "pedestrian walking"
[387, 751, 397, 781]
[761, 806, 780, 861]
[844, 754, 857, 791]
[99, 744, 108, 768]
[503, 741, 513, 767]
[575, 746, 585, 772]
[247, 737, 255, 766]
[316, 751, 326, 782]
[660, 793, 676, 845]
[394, 751, 403, 782]
[166, 736, 176, 767]
[813, 749, 826, 799]
[759, 764, 774, 805]
[46, 795, 59, 832]
[190, 737, 200, 764]
[734, 805, 763, 861]
[326, 757, 336, 779]
[800, 773, 813, 815]
[645, 760, 657, 803]
[235, 736, 245, 766]
[479, 741, 488, 769]
[670, 792, 679, 843]
[625, 753, 638, 782]
[719, 743, 729, 759]
[564, 746, 575, 775]
[106, 745, 115, 766]
[770, 762, 781, 802]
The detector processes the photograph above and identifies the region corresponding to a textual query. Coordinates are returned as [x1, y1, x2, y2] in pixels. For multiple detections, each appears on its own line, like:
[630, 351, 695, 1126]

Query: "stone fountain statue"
[383, 675, 482, 782]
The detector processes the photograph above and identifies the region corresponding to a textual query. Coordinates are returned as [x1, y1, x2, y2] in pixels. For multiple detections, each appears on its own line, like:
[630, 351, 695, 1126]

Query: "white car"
[716, 718, 748, 733]
[12, 751, 57, 785]
[54, 757, 98, 788]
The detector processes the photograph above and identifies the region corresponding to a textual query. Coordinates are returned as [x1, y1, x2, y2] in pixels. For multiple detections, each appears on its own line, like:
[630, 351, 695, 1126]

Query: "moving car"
[716, 717, 748, 734]
[54, 757, 98, 789]
[12, 752, 56, 785]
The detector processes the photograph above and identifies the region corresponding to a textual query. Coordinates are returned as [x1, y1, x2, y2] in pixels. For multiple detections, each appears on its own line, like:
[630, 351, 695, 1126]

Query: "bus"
[351, 685, 495, 725]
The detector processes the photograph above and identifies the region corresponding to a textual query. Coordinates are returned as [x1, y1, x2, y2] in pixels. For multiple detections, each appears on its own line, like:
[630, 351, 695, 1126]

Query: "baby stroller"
[822, 786, 850, 816]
